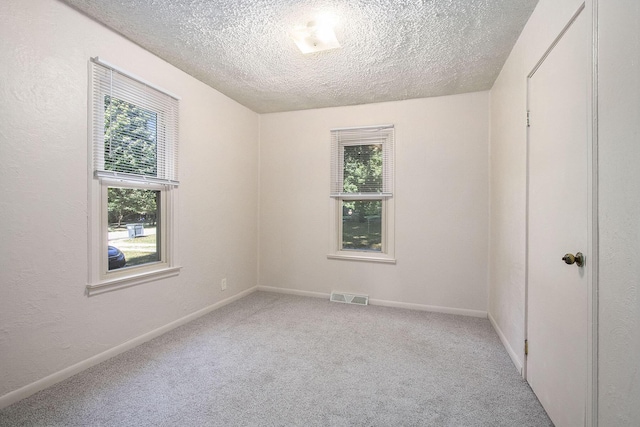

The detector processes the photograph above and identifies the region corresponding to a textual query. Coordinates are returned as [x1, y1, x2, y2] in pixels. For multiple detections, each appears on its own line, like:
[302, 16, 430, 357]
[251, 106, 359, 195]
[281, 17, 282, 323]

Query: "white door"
[527, 6, 590, 427]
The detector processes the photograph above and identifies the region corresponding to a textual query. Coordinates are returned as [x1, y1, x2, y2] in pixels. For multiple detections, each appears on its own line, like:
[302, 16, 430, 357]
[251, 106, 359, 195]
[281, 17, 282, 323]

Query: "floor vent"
[330, 292, 369, 306]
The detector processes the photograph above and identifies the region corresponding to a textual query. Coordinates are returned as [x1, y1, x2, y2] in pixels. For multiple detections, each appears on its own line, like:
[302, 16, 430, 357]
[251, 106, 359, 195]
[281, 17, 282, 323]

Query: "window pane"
[342, 200, 382, 251]
[107, 187, 160, 270]
[104, 96, 158, 177]
[343, 144, 382, 193]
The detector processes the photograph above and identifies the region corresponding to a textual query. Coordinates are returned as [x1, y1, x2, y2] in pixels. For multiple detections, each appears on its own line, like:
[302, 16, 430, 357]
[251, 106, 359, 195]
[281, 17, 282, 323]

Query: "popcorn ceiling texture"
[62, 0, 538, 113]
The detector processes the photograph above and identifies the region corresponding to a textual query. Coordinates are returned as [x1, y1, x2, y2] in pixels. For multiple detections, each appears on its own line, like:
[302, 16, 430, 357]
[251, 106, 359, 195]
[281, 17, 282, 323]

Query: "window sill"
[87, 266, 182, 296]
[327, 253, 396, 264]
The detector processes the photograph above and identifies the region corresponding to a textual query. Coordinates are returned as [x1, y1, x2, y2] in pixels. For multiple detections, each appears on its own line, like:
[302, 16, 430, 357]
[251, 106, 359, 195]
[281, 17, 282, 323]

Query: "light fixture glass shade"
[291, 21, 341, 54]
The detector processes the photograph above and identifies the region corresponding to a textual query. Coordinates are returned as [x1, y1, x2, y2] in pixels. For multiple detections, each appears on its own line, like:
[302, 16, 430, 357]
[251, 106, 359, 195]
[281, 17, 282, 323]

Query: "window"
[328, 125, 395, 263]
[87, 57, 180, 293]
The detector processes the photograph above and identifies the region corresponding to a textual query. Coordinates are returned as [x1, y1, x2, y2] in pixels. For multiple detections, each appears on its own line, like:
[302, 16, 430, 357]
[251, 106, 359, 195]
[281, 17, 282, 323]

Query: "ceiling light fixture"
[290, 20, 341, 54]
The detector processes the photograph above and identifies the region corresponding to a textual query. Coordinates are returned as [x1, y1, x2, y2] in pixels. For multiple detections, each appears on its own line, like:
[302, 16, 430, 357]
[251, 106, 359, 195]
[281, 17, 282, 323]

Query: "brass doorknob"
[562, 252, 584, 267]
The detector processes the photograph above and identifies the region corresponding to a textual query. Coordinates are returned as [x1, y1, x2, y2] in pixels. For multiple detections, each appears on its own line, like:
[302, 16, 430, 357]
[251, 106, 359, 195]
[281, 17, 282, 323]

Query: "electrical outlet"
[221, 278, 227, 291]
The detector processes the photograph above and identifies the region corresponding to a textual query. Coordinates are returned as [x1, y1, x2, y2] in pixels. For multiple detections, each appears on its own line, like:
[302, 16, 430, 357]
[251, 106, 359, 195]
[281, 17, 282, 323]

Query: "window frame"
[87, 58, 181, 295]
[328, 125, 396, 263]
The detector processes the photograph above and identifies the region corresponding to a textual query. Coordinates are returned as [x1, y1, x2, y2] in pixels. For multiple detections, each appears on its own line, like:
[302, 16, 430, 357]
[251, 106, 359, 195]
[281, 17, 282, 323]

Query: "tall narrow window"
[329, 125, 395, 263]
[88, 57, 180, 293]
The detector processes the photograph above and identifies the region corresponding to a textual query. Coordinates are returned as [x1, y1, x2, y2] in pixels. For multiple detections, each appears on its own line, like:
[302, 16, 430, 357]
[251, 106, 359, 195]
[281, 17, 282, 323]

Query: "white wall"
[259, 92, 490, 313]
[598, 0, 640, 424]
[488, 0, 586, 371]
[0, 0, 259, 401]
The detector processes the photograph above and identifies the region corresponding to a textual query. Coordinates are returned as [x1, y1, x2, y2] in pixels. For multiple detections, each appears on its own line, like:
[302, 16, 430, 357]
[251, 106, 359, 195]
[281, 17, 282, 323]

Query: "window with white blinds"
[328, 124, 396, 262]
[91, 57, 179, 186]
[87, 58, 181, 293]
[330, 125, 394, 198]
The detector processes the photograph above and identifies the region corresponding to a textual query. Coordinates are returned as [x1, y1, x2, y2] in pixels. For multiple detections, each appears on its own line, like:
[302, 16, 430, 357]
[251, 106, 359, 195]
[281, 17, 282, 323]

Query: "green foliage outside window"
[108, 188, 158, 228]
[104, 96, 159, 227]
[343, 144, 383, 220]
[343, 144, 382, 193]
[104, 95, 157, 176]
[341, 144, 383, 251]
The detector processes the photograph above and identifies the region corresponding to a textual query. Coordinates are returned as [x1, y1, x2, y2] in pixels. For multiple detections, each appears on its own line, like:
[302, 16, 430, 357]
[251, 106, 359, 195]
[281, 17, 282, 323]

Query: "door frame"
[524, 1, 599, 425]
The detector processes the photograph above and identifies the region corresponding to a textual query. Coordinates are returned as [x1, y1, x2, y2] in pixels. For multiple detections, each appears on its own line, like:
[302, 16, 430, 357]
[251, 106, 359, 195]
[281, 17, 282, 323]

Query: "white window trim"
[87, 58, 180, 295]
[327, 125, 395, 263]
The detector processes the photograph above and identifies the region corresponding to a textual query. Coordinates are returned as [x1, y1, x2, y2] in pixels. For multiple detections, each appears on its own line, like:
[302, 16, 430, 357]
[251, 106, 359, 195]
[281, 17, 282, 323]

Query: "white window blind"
[330, 125, 394, 198]
[91, 58, 179, 186]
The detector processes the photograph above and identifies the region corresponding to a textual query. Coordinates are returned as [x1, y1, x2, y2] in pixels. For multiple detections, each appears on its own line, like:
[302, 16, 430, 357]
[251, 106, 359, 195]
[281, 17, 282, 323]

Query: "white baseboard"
[0, 286, 258, 410]
[257, 286, 487, 318]
[488, 311, 523, 375]
[257, 285, 330, 299]
[368, 298, 488, 318]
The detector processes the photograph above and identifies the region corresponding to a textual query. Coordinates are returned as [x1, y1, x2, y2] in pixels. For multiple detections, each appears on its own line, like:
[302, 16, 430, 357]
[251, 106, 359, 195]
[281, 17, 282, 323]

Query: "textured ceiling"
[62, 0, 538, 113]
